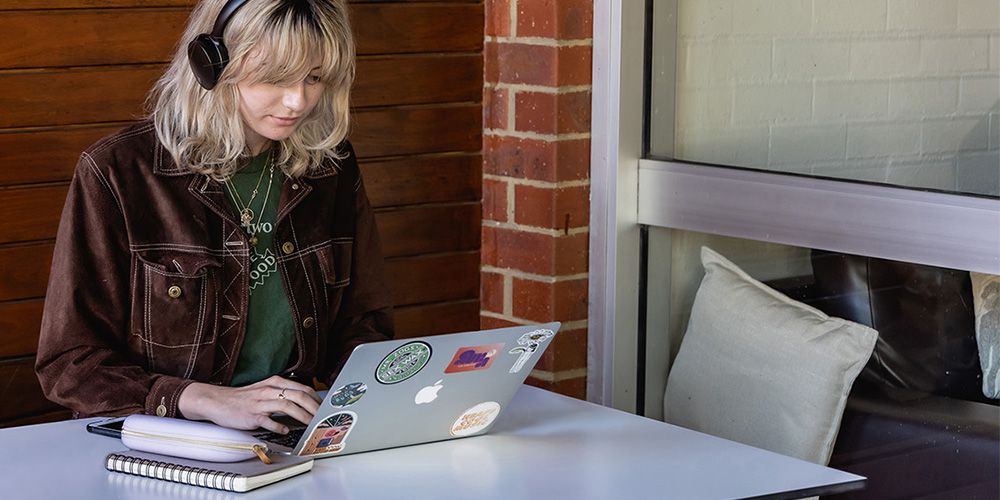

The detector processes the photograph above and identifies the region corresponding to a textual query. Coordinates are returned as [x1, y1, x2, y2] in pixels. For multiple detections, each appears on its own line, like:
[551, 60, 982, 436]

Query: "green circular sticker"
[376, 341, 432, 384]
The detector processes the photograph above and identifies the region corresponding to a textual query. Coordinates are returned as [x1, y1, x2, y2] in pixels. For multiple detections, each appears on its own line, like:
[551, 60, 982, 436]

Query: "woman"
[35, 0, 393, 435]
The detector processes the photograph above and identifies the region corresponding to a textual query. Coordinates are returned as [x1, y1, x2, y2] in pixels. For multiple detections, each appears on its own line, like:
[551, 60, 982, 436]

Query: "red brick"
[525, 375, 587, 399]
[515, 91, 592, 135]
[556, 91, 592, 133]
[482, 178, 508, 222]
[481, 226, 588, 275]
[483, 135, 590, 182]
[480, 271, 505, 314]
[556, 45, 592, 86]
[485, 0, 512, 38]
[512, 277, 588, 322]
[480, 315, 522, 330]
[514, 184, 590, 231]
[484, 43, 592, 86]
[534, 327, 588, 372]
[516, 0, 593, 40]
[514, 92, 556, 134]
[484, 87, 508, 130]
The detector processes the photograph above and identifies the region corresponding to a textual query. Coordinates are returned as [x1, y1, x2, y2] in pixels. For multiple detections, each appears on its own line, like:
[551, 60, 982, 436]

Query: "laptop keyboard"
[253, 427, 306, 449]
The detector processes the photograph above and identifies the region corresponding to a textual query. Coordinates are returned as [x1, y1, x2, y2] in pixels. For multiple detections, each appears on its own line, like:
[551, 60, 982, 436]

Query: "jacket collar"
[153, 140, 341, 179]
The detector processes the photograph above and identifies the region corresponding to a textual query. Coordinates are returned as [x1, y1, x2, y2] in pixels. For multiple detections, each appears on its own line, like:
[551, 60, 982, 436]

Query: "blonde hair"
[149, 0, 355, 178]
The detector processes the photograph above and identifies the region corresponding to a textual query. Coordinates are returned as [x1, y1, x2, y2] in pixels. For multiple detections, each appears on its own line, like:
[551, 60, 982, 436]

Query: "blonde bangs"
[149, 0, 355, 179]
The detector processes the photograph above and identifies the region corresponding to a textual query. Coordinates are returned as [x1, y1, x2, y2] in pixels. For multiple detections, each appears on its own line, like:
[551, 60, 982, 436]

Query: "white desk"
[1, 386, 863, 499]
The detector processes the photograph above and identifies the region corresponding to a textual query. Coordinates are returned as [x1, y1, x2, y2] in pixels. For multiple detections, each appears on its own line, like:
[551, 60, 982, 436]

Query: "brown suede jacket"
[35, 121, 394, 419]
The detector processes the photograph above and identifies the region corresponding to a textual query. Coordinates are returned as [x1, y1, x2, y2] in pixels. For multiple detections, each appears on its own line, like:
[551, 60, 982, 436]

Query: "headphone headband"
[188, 0, 253, 90]
[211, 0, 251, 37]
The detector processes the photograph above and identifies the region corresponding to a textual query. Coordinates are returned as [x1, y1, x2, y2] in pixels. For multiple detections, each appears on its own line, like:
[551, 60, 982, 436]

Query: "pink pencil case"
[121, 415, 271, 463]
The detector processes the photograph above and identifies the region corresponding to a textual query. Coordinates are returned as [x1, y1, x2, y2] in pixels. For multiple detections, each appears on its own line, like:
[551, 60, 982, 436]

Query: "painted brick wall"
[668, 0, 1000, 196]
[482, 0, 593, 399]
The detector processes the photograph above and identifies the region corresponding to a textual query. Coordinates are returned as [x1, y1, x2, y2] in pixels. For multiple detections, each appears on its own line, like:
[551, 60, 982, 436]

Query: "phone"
[86, 417, 127, 439]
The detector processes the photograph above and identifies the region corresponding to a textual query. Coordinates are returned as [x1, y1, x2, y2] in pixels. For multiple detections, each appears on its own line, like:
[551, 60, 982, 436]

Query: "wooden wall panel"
[1, 185, 68, 245]
[0, 125, 121, 185]
[0, 9, 187, 69]
[0, 3, 481, 69]
[0, 300, 44, 359]
[0, 242, 53, 301]
[0, 66, 163, 128]
[0, 0, 484, 427]
[364, 153, 482, 208]
[394, 299, 480, 339]
[2, 1, 476, 10]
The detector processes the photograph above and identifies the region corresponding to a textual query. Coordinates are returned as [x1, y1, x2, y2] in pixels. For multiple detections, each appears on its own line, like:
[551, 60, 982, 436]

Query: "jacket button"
[291, 183, 299, 190]
[302, 316, 315, 328]
[167, 286, 182, 298]
[282, 242, 295, 254]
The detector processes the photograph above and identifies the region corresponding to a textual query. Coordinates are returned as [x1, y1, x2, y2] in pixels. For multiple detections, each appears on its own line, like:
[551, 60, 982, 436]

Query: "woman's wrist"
[177, 381, 213, 421]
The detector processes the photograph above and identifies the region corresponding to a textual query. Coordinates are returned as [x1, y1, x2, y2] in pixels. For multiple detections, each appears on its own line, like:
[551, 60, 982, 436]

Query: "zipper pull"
[156, 396, 167, 417]
[253, 444, 272, 464]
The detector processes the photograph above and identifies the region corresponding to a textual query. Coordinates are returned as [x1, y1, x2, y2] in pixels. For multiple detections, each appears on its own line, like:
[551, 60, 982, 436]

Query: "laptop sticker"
[508, 329, 555, 373]
[328, 382, 366, 408]
[444, 343, 505, 373]
[299, 411, 356, 456]
[451, 401, 501, 437]
[414, 379, 444, 405]
[376, 341, 432, 384]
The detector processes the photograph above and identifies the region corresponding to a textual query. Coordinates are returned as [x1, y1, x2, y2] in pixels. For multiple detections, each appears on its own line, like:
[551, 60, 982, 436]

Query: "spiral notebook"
[105, 450, 313, 492]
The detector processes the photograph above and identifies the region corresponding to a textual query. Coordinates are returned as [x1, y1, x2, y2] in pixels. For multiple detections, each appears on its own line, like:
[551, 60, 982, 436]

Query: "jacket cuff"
[144, 376, 195, 418]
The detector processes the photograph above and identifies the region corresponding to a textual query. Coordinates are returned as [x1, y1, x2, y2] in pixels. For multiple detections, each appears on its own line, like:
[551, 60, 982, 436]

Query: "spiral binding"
[106, 454, 240, 491]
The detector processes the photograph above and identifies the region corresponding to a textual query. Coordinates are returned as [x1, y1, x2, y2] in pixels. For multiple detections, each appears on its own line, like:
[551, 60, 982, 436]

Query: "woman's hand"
[177, 375, 322, 433]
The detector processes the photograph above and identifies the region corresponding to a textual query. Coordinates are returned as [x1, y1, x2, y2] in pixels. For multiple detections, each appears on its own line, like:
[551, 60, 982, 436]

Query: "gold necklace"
[247, 164, 276, 247]
[225, 151, 271, 226]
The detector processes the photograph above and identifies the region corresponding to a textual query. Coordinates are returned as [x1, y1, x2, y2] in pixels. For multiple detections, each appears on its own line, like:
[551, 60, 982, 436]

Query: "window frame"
[587, 0, 1000, 411]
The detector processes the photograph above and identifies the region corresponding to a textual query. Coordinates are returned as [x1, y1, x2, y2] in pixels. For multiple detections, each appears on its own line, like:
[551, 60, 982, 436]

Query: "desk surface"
[1, 386, 863, 499]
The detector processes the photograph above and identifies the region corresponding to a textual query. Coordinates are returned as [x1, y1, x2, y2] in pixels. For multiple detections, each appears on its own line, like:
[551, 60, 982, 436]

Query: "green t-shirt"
[226, 150, 296, 386]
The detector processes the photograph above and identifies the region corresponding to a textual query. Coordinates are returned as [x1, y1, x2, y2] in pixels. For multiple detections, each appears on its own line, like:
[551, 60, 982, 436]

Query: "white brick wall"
[673, 0, 1000, 195]
[888, 78, 960, 117]
[814, 0, 886, 33]
[774, 39, 851, 78]
[850, 39, 921, 77]
[920, 36, 991, 73]
[958, 0, 1000, 31]
[888, 0, 956, 31]
[732, 0, 812, 35]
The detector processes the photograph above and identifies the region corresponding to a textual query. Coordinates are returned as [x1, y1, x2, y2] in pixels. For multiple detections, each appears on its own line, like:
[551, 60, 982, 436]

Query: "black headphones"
[188, 0, 252, 90]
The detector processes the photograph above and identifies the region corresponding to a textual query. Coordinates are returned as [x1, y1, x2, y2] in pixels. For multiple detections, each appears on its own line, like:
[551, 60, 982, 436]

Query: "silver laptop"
[253, 322, 561, 458]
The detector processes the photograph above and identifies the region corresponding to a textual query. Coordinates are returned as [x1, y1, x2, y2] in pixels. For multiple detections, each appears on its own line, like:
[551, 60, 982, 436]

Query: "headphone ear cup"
[188, 34, 229, 90]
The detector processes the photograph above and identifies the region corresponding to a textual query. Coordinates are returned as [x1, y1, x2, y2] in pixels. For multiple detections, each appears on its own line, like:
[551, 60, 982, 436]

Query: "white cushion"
[663, 246, 878, 464]
[970, 272, 1000, 400]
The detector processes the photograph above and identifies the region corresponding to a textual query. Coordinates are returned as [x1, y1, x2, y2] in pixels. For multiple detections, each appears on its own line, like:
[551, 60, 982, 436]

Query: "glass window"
[645, 227, 998, 496]
[649, 0, 1000, 197]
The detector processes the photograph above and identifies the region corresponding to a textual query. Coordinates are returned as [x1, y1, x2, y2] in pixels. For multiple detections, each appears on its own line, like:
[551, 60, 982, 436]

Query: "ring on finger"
[278, 388, 288, 400]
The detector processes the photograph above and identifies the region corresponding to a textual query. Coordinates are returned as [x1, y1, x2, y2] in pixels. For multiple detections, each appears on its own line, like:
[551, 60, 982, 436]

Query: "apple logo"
[414, 379, 444, 404]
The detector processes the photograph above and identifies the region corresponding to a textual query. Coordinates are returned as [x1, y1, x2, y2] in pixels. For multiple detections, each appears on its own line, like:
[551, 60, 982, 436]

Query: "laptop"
[253, 322, 561, 458]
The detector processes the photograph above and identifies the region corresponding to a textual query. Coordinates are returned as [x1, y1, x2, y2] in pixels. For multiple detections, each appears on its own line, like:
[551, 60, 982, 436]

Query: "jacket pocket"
[132, 251, 222, 377]
[317, 239, 353, 288]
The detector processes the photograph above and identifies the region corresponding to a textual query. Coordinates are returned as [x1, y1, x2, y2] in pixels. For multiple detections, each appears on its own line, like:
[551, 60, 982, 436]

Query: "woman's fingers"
[281, 388, 321, 415]
[259, 397, 315, 427]
[253, 414, 288, 434]
[261, 376, 323, 403]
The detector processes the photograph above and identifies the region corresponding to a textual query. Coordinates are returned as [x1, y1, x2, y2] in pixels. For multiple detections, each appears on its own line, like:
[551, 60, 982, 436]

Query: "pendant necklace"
[225, 151, 271, 226]
[225, 151, 275, 246]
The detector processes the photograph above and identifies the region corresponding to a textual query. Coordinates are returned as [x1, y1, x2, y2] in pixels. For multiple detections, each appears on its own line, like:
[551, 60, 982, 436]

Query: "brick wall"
[482, 0, 593, 399]
[668, 0, 1000, 196]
